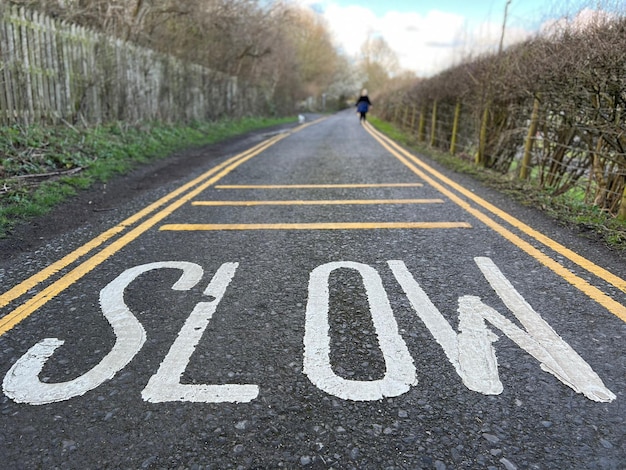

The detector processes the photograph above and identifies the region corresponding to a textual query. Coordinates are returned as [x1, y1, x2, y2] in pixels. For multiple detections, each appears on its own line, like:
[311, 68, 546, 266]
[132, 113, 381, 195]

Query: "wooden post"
[520, 96, 540, 179]
[592, 137, 607, 207]
[476, 103, 489, 165]
[9, 7, 22, 122]
[42, 13, 57, 123]
[450, 99, 461, 155]
[31, 11, 45, 122]
[59, 20, 70, 119]
[417, 104, 426, 142]
[430, 99, 437, 147]
[19, 7, 35, 124]
[0, 9, 11, 124]
[618, 181, 626, 221]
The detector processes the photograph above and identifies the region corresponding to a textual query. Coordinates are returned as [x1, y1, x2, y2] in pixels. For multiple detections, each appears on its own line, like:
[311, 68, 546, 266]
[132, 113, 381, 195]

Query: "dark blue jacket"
[356, 96, 371, 113]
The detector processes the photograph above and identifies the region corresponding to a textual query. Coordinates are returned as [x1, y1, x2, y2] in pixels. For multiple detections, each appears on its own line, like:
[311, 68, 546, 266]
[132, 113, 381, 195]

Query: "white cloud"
[540, 7, 615, 36]
[378, 10, 467, 76]
[295, 1, 616, 78]
[324, 4, 377, 56]
[302, 1, 535, 77]
[322, 5, 470, 75]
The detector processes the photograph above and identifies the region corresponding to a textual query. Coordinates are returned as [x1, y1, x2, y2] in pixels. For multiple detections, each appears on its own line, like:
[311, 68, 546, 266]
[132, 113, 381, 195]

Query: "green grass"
[369, 117, 626, 251]
[0, 117, 294, 237]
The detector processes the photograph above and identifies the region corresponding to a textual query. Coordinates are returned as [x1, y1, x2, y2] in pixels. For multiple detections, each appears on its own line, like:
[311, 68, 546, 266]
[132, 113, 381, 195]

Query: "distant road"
[1, 111, 624, 469]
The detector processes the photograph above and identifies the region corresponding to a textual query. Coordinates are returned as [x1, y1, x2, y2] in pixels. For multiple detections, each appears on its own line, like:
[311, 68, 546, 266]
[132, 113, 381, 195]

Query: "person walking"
[355, 89, 372, 123]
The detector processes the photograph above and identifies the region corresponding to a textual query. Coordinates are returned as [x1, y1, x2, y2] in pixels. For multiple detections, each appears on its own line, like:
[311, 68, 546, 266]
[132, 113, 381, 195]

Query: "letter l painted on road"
[142, 262, 259, 403]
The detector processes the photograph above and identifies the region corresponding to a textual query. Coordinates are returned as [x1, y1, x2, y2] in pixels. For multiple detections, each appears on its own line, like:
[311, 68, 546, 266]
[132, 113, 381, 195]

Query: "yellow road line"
[160, 222, 472, 231]
[191, 199, 444, 206]
[214, 183, 424, 189]
[0, 138, 280, 311]
[0, 133, 288, 336]
[365, 123, 626, 322]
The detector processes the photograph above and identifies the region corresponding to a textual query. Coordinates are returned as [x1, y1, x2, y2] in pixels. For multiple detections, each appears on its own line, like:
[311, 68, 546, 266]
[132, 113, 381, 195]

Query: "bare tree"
[281, 5, 340, 99]
[358, 34, 400, 94]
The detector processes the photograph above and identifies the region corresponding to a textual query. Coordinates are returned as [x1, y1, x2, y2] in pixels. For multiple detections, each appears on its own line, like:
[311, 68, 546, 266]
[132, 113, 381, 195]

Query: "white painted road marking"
[142, 262, 259, 403]
[3, 258, 615, 404]
[3, 262, 204, 405]
[303, 261, 417, 401]
[390, 258, 615, 403]
[473, 257, 616, 403]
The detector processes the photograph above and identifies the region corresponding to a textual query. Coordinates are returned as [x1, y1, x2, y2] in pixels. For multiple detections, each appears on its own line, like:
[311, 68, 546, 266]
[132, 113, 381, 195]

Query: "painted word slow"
[3, 258, 615, 405]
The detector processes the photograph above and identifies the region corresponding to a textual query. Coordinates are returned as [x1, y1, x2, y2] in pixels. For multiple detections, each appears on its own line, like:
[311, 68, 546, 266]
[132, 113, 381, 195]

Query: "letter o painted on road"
[303, 261, 417, 401]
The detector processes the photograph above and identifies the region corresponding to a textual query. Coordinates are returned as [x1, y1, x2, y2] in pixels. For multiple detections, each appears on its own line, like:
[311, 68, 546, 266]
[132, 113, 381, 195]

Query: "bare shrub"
[377, 9, 626, 218]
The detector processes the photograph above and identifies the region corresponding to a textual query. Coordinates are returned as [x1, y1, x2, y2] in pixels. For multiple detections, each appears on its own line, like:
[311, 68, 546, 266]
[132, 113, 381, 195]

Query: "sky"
[296, 0, 603, 76]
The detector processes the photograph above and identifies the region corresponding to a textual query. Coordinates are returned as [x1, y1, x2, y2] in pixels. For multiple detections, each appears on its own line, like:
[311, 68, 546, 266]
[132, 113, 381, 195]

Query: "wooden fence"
[0, 4, 261, 126]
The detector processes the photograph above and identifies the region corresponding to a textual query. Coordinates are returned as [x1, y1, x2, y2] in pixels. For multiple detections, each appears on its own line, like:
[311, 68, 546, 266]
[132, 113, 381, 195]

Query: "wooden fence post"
[0, 8, 10, 125]
[430, 99, 437, 147]
[417, 104, 426, 142]
[476, 103, 490, 165]
[393, 103, 400, 125]
[618, 183, 626, 221]
[450, 99, 461, 155]
[520, 95, 540, 179]
[19, 7, 34, 124]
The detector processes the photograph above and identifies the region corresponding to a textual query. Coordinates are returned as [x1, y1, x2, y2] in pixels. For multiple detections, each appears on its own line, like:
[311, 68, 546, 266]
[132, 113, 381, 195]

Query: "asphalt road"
[1, 111, 625, 469]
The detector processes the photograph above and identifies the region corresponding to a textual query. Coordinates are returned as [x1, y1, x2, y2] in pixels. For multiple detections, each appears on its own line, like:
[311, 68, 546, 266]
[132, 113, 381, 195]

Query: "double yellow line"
[2, 115, 624, 336]
[0, 131, 290, 335]
[364, 122, 626, 322]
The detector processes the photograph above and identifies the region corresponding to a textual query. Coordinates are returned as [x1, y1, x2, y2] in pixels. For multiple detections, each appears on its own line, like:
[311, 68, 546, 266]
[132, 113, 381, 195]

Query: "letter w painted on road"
[389, 257, 616, 403]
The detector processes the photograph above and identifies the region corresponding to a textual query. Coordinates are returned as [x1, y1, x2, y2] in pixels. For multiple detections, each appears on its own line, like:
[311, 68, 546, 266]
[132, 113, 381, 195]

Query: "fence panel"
[0, 4, 259, 126]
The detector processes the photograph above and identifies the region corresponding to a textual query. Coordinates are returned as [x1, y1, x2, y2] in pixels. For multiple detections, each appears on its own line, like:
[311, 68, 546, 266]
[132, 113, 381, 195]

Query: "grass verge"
[0, 117, 294, 237]
[370, 116, 626, 252]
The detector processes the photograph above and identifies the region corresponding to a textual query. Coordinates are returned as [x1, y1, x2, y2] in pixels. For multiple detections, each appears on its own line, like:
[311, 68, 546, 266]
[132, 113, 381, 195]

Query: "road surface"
[1, 111, 624, 469]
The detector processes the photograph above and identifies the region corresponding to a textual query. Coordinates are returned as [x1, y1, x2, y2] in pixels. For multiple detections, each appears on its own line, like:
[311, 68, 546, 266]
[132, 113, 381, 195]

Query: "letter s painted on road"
[2, 262, 204, 405]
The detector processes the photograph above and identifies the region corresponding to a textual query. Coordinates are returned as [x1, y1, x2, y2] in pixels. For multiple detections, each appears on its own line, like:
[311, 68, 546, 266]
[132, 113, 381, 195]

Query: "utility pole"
[498, 0, 512, 54]
[478, 0, 512, 167]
